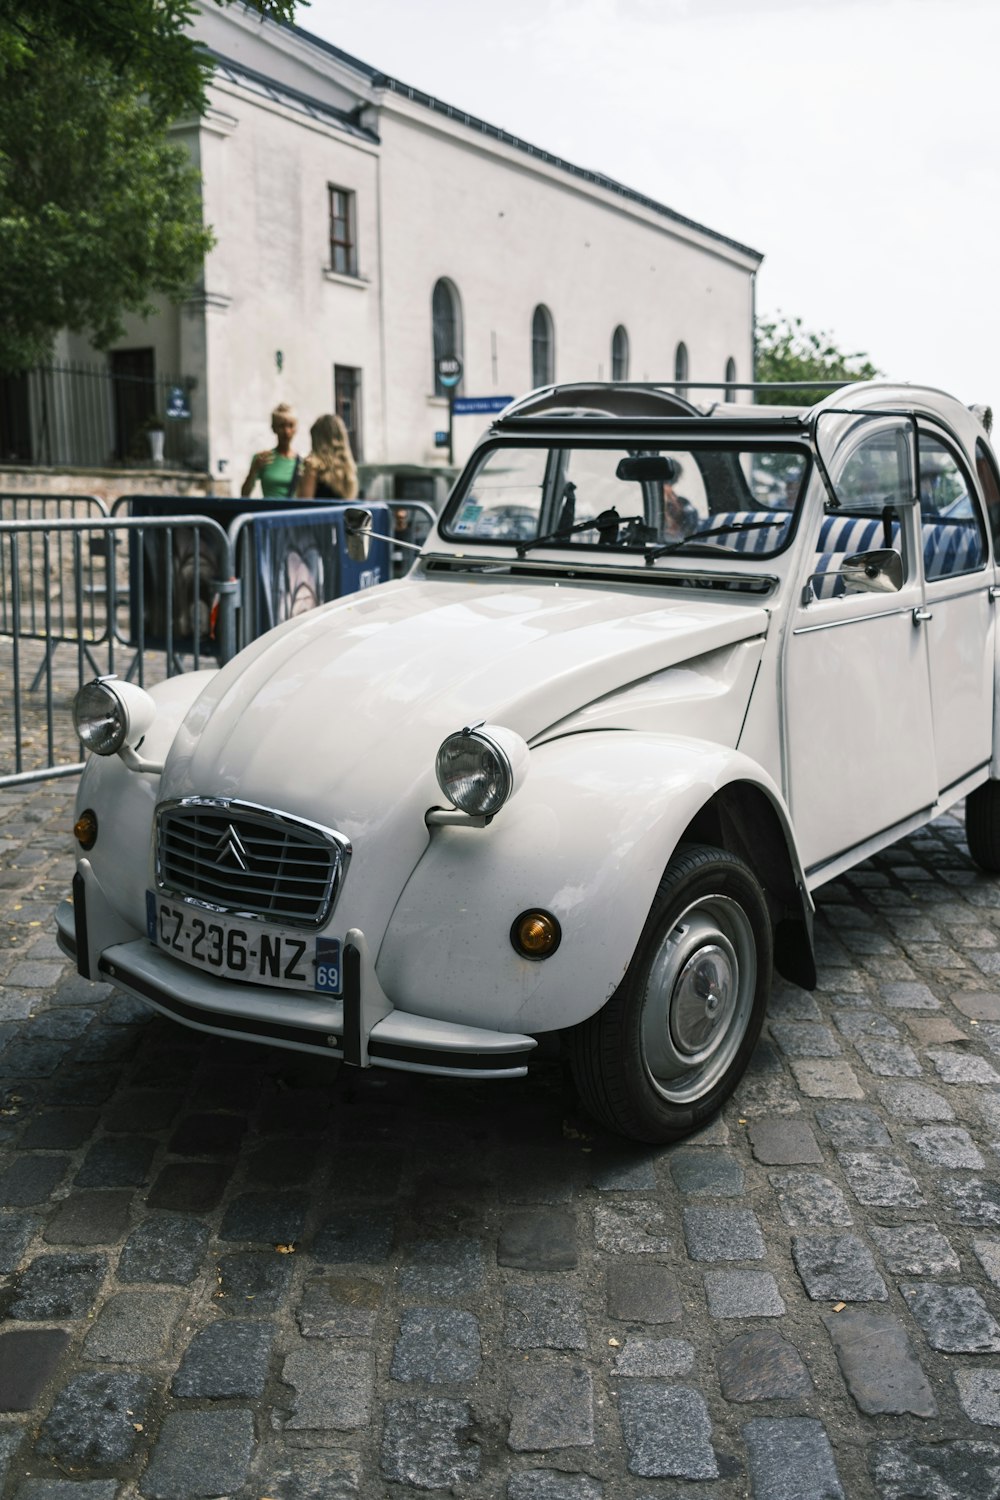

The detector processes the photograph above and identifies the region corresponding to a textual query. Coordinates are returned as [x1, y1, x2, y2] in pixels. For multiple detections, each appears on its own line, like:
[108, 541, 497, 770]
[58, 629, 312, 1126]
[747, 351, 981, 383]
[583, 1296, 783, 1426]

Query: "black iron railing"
[0, 362, 196, 470]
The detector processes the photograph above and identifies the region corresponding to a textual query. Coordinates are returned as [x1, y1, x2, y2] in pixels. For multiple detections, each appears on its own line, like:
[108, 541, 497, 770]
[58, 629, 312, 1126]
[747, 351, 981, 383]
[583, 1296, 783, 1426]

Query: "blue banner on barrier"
[250, 506, 390, 635]
[124, 497, 391, 652]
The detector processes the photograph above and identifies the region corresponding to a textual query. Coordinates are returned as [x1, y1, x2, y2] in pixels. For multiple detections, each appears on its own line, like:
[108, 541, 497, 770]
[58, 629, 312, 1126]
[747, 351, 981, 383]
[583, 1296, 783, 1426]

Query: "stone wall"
[0, 467, 229, 506]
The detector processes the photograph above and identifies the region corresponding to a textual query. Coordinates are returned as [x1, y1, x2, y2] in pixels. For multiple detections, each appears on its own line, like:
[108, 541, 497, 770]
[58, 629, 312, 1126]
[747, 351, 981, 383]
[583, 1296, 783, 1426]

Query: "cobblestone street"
[2, 771, 1000, 1498]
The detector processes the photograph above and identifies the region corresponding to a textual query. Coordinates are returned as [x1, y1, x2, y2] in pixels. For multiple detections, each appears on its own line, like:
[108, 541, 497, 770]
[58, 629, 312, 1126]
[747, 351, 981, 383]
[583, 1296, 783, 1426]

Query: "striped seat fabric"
[814, 512, 983, 584]
[817, 515, 899, 553]
[690, 509, 985, 585]
[692, 511, 792, 553]
[921, 521, 985, 579]
[808, 552, 847, 599]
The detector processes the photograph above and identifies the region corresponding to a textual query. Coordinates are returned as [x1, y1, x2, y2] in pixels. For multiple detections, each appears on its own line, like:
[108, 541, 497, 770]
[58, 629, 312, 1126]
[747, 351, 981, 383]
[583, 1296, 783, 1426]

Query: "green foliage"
[0, 0, 303, 372]
[0, 1, 302, 120]
[754, 314, 881, 404]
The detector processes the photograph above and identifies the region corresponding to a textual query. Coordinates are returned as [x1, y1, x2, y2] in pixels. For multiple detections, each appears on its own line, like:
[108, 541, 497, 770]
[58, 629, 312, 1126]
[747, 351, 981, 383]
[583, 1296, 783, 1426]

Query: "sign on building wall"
[436, 356, 463, 389]
[166, 386, 191, 420]
[452, 396, 515, 416]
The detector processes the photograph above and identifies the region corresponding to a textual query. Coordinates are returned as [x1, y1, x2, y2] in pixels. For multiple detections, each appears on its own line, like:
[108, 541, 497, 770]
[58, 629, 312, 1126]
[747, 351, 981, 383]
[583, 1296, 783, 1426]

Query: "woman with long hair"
[297, 413, 359, 500]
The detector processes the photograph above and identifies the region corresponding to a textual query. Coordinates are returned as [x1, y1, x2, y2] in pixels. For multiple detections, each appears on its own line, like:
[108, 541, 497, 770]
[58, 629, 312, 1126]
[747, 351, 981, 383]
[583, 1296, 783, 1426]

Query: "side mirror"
[840, 547, 903, 594]
[344, 507, 373, 563]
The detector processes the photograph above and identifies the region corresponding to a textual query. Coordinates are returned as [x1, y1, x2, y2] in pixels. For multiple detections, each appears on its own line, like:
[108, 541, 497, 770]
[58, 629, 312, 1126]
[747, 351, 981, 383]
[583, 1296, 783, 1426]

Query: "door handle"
[912, 607, 933, 625]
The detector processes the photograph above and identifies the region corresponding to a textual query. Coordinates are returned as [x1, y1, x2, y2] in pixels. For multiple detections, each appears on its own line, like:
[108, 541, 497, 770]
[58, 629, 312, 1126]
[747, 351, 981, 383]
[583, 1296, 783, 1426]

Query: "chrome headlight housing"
[73, 678, 156, 757]
[435, 722, 529, 816]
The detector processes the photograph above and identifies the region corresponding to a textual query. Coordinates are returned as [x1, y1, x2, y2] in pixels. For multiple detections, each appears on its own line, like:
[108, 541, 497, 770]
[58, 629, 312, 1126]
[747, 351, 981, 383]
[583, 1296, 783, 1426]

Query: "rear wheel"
[966, 781, 1000, 872]
[568, 844, 771, 1143]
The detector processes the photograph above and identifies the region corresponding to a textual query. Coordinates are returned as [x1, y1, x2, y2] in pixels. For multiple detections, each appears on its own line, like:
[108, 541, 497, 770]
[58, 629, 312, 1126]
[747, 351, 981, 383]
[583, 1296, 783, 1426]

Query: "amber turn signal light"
[74, 809, 98, 850]
[511, 909, 562, 960]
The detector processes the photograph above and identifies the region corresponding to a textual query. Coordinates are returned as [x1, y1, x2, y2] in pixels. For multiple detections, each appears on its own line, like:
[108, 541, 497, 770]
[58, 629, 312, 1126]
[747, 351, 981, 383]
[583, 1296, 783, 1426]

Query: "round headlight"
[435, 723, 529, 816]
[73, 680, 127, 755]
[72, 678, 156, 758]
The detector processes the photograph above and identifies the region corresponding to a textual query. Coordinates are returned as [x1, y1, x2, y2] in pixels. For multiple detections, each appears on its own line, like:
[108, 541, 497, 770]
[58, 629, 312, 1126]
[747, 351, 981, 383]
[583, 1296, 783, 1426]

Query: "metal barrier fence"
[0, 493, 109, 521]
[0, 515, 234, 787]
[0, 496, 112, 686]
[0, 498, 439, 787]
[385, 499, 436, 580]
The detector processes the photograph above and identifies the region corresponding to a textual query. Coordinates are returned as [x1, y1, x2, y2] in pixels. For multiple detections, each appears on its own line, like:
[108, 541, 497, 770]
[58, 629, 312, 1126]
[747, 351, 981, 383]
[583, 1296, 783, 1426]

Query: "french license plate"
[146, 892, 341, 995]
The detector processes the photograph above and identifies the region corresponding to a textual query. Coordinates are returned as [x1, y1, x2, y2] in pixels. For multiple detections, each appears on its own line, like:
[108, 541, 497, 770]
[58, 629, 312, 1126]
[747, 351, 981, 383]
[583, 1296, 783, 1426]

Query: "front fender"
[377, 730, 808, 1034]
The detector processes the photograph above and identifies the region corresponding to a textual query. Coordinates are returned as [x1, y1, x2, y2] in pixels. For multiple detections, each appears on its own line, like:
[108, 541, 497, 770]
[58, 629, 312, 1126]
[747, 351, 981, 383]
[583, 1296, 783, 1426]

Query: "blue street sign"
[452, 396, 515, 417]
[166, 386, 191, 419]
[434, 431, 449, 448]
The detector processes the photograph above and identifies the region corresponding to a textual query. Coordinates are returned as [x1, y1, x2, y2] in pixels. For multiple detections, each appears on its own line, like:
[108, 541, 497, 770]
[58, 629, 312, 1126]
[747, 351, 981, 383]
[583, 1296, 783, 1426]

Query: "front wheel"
[568, 844, 772, 1143]
[966, 780, 1000, 873]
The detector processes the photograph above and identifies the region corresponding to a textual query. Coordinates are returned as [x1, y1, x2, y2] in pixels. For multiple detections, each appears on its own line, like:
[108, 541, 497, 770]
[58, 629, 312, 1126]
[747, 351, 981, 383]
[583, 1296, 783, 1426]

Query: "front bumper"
[56, 884, 536, 1080]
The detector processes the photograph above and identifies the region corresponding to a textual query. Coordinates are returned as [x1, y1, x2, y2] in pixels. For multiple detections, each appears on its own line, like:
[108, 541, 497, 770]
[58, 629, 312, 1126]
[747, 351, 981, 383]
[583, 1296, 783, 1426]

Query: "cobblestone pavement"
[2, 772, 1000, 1499]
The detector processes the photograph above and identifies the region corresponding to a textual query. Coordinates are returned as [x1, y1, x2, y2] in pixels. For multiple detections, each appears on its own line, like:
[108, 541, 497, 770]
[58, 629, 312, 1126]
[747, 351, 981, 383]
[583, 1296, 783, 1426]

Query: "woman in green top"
[241, 403, 301, 498]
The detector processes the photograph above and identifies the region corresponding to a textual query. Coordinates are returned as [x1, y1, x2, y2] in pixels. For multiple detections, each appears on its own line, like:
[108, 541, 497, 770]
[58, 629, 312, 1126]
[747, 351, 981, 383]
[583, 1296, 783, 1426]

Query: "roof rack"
[495, 380, 867, 425]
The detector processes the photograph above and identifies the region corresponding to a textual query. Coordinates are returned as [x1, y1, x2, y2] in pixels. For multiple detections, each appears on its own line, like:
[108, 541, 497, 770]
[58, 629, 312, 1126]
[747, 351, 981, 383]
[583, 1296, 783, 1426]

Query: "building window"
[328, 186, 357, 276]
[674, 341, 688, 391]
[725, 357, 737, 402]
[611, 325, 629, 382]
[432, 278, 463, 396]
[531, 305, 554, 387]
[334, 364, 362, 461]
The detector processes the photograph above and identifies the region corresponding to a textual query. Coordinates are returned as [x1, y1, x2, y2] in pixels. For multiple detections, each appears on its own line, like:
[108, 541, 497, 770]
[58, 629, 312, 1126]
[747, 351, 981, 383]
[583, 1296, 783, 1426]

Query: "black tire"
[568, 844, 772, 1144]
[966, 781, 1000, 873]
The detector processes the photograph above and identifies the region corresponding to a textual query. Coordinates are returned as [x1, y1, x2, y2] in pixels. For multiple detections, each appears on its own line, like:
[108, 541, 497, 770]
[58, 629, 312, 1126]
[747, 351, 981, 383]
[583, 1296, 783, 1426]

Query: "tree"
[754, 314, 881, 404]
[0, 1, 302, 372]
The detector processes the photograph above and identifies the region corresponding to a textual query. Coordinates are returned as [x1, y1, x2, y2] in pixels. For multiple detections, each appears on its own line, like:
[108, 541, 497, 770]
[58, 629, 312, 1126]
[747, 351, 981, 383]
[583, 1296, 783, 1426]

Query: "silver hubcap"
[640, 894, 756, 1105]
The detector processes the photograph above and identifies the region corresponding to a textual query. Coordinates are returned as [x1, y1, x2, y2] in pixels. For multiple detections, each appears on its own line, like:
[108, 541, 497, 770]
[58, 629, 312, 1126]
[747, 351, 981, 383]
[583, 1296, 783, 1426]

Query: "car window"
[837, 435, 909, 510]
[451, 447, 549, 541]
[918, 433, 987, 581]
[441, 443, 809, 559]
[807, 425, 911, 601]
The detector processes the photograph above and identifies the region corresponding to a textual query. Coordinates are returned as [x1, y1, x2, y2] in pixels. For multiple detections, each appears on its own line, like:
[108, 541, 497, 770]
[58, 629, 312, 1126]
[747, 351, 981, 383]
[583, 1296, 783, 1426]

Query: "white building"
[63, 3, 763, 487]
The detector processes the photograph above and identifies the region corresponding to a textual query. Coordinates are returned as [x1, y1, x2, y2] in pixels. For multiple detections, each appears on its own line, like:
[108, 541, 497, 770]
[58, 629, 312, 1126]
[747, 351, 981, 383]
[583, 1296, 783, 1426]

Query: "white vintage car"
[58, 381, 1000, 1142]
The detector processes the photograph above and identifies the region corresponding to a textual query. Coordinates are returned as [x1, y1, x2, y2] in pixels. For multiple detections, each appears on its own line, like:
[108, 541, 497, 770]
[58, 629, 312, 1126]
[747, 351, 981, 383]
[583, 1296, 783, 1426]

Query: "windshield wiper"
[644, 518, 783, 565]
[516, 507, 645, 557]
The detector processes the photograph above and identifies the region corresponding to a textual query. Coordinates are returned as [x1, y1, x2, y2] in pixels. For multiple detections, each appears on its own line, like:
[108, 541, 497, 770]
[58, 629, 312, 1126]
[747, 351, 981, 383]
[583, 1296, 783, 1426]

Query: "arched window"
[674, 341, 688, 391]
[725, 357, 737, 402]
[531, 304, 554, 387]
[432, 278, 463, 396]
[611, 325, 629, 382]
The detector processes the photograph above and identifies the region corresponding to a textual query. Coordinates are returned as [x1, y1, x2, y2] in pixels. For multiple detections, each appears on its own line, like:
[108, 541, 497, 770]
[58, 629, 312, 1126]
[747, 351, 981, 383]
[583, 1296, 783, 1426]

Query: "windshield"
[441, 442, 809, 558]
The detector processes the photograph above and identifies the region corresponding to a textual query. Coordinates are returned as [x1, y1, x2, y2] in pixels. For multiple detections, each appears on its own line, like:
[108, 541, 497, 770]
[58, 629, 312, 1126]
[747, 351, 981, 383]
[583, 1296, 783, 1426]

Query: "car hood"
[164, 578, 766, 800]
[160, 577, 768, 938]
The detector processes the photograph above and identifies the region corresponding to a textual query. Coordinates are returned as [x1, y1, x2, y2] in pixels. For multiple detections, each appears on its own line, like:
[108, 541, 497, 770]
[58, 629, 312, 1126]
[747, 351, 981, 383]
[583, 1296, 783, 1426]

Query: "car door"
[976, 439, 1000, 777]
[915, 428, 994, 796]
[783, 418, 938, 877]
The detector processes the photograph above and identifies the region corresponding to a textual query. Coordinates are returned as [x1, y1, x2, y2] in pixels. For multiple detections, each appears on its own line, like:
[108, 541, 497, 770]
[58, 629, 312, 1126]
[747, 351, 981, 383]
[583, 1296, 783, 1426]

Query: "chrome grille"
[156, 799, 349, 927]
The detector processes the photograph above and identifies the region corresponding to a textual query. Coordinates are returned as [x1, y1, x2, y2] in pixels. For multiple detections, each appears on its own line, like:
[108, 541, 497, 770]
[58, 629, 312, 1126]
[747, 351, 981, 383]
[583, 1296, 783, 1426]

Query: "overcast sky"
[301, 0, 999, 408]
